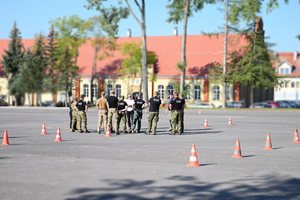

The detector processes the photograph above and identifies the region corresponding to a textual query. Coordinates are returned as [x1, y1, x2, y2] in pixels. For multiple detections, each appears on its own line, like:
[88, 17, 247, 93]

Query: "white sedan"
[188, 102, 215, 108]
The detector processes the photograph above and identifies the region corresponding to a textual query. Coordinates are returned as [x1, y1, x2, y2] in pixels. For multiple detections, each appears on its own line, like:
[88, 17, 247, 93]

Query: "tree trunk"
[27, 93, 31, 107]
[222, 0, 229, 108]
[91, 47, 98, 103]
[250, 84, 254, 109]
[141, 2, 148, 102]
[180, 0, 189, 93]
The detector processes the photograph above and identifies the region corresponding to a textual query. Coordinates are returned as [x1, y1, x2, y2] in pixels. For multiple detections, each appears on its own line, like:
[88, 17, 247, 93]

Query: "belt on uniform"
[175, 110, 182, 112]
[78, 110, 85, 112]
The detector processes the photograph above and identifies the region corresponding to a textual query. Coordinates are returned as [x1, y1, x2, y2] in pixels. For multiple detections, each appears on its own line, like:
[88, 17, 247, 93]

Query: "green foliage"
[176, 61, 187, 72]
[226, 31, 278, 89]
[166, 0, 216, 24]
[168, 79, 190, 97]
[1, 22, 25, 96]
[229, 0, 289, 25]
[119, 41, 157, 78]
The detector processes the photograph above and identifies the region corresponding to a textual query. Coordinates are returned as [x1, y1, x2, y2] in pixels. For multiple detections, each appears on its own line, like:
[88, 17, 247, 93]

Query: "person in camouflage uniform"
[179, 93, 185, 133]
[75, 94, 90, 133]
[146, 91, 161, 135]
[71, 97, 78, 132]
[169, 92, 185, 135]
[96, 91, 108, 134]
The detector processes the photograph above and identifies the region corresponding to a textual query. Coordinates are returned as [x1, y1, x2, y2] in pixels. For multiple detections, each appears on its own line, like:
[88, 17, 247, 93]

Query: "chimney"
[173, 27, 178, 36]
[294, 51, 298, 61]
[127, 29, 131, 38]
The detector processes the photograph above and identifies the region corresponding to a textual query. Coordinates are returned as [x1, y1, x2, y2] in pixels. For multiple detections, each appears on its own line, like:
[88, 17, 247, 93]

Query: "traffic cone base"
[54, 128, 62, 142]
[186, 144, 200, 167]
[292, 129, 300, 143]
[166, 109, 168, 114]
[1, 130, 10, 146]
[232, 139, 242, 158]
[264, 133, 273, 150]
[105, 125, 112, 137]
[203, 118, 208, 127]
[40, 123, 47, 134]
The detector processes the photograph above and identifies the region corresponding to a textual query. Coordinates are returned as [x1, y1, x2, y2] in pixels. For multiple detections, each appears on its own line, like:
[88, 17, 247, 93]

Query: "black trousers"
[126, 110, 134, 129]
[69, 109, 72, 129]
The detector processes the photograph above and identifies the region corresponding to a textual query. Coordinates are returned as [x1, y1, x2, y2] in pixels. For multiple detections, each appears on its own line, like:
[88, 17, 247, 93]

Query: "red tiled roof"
[0, 34, 248, 77]
[274, 52, 300, 76]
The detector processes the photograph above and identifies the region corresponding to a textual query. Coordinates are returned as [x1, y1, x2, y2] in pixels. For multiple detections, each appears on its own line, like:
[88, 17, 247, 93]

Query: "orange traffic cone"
[54, 128, 62, 142]
[228, 117, 232, 125]
[232, 139, 242, 158]
[264, 133, 273, 150]
[203, 118, 208, 127]
[1, 130, 10, 146]
[199, 109, 202, 114]
[145, 109, 148, 113]
[292, 129, 300, 143]
[186, 144, 200, 167]
[40, 123, 47, 134]
[166, 109, 168, 114]
[105, 125, 112, 137]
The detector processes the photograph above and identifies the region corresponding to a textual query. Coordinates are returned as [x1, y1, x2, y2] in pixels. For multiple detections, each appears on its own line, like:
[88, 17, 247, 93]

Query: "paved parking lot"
[1, 107, 300, 200]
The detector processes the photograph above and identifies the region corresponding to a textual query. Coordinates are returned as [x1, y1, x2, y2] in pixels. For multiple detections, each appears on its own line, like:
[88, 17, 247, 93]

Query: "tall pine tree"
[1, 22, 25, 106]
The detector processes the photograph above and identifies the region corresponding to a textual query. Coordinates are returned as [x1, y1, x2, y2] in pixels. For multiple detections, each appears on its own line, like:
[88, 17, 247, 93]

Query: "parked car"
[282, 100, 298, 108]
[252, 102, 271, 108]
[0, 99, 8, 106]
[188, 102, 215, 108]
[264, 101, 280, 108]
[276, 101, 291, 108]
[226, 101, 246, 108]
[38, 101, 54, 107]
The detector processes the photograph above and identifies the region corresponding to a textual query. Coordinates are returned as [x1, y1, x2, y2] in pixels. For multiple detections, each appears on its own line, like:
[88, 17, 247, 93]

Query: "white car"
[188, 102, 215, 108]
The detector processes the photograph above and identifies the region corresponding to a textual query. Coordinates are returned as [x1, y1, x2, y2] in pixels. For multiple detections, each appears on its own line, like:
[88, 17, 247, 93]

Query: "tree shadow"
[66, 174, 300, 200]
[188, 62, 219, 76]
[97, 59, 123, 76]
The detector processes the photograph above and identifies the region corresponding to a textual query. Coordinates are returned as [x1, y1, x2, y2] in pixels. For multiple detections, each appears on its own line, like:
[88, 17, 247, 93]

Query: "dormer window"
[286, 68, 290, 74]
[280, 68, 284, 74]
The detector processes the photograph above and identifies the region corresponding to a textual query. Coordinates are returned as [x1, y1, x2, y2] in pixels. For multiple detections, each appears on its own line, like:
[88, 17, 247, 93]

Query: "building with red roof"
[0, 17, 274, 107]
[273, 51, 300, 101]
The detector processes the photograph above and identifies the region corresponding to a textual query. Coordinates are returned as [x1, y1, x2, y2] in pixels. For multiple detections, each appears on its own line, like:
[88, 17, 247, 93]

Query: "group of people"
[69, 90, 186, 135]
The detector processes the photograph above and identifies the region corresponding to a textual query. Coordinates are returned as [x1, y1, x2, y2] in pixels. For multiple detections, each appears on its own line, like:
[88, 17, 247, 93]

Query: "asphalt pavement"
[0, 107, 300, 200]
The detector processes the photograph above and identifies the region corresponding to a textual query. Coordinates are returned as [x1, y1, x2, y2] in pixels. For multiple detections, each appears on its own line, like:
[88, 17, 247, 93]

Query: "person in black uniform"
[146, 91, 161, 135]
[75, 94, 90, 133]
[116, 96, 128, 134]
[131, 95, 146, 133]
[107, 90, 119, 133]
[169, 92, 185, 135]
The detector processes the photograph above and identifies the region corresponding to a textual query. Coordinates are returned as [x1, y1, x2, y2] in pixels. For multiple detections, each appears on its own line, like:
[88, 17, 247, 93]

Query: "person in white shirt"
[126, 94, 135, 132]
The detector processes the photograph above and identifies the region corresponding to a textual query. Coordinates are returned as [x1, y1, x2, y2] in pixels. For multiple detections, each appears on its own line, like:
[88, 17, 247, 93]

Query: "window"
[0, 95, 6, 101]
[291, 82, 295, 88]
[158, 85, 164, 99]
[92, 84, 98, 98]
[212, 86, 220, 100]
[115, 84, 121, 98]
[186, 85, 191, 100]
[226, 86, 230, 100]
[107, 84, 112, 97]
[286, 68, 290, 74]
[297, 82, 300, 88]
[194, 85, 201, 100]
[83, 84, 89, 97]
[285, 82, 289, 88]
[166, 85, 173, 99]
[280, 68, 284, 74]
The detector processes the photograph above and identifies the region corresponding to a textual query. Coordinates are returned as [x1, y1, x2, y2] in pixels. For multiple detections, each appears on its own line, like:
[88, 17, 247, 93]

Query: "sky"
[1, 0, 299, 53]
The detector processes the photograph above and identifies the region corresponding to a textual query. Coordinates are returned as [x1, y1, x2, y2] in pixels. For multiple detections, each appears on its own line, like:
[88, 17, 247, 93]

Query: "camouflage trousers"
[108, 108, 118, 130]
[147, 112, 159, 134]
[71, 111, 78, 130]
[172, 110, 183, 134]
[77, 111, 87, 132]
[132, 110, 143, 132]
[98, 110, 108, 132]
[117, 111, 127, 132]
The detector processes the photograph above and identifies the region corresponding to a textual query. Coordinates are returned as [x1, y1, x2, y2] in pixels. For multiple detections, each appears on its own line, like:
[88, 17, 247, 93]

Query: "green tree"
[56, 46, 79, 106]
[86, 0, 150, 102]
[1, 22, 25, 106]
[166, 0, 216, 94]
[45, 25, 58, 106]
[85, 7, 129, 103]
[226, 30, 278, 107]
[119, 40, 157, 96]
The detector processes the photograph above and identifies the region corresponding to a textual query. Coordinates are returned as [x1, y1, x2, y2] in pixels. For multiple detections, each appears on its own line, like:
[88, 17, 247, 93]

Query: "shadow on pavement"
[66, 174, 300, 200]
